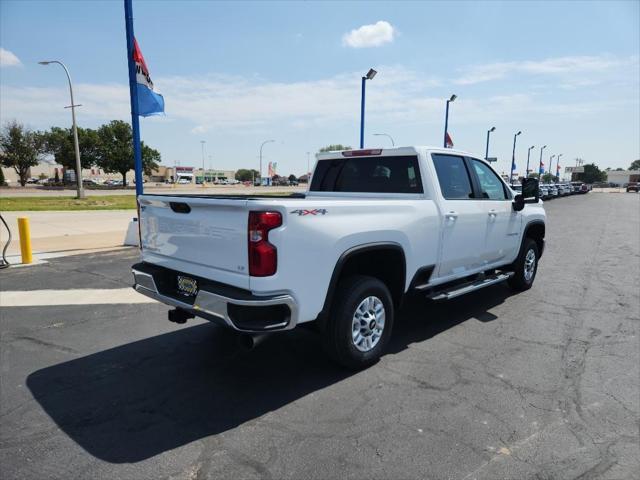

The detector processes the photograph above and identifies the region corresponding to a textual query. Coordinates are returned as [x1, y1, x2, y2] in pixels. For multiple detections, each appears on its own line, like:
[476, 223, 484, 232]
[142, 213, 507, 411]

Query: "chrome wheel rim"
[524, 249, 536, 282]
[352, 296, 385, 352]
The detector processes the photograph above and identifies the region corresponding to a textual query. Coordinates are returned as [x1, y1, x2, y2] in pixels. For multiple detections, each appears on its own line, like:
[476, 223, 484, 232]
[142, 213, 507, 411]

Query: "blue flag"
[133, 38, 164, 116]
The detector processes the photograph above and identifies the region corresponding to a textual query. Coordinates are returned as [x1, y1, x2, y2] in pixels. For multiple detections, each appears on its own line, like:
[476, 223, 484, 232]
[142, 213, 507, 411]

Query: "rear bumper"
[132, 262, 298, 333]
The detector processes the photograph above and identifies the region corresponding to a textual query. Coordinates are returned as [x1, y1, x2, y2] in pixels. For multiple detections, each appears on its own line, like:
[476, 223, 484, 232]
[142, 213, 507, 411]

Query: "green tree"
[629, 159, 640, 170]
[44, 127, 100, 179]
[541, 173, 555, 183]
[235, 168, 259, 182]
[288, 174, 297, 182]
[95, 120, 160, 186]
[582, 163, 607, 184]
[318, 144, 352, 152]
[0, 121, 46, 186]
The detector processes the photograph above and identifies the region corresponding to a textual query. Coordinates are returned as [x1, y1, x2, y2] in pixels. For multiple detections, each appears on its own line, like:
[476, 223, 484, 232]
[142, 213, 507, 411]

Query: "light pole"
[526, 145, 535, 177]
[306, 151, 311, 184]
[373, 133, 395, 146]
[259, 139, 275, 186]
[556, 153, 563, 181]
[39, 60, 84, 199]
[485, 126, 496, 160]
[200, 140, 206, 186]
[443, 94, 457, 148]
[359, 68, 377, 149]
[548, 155, 556, 182]
[510, 130, 522, 184]
[538, 145, 547, 178]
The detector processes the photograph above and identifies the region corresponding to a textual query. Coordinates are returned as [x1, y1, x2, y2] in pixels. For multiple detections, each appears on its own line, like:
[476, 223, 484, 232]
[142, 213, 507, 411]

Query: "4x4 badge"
[290, 209, 328, 216]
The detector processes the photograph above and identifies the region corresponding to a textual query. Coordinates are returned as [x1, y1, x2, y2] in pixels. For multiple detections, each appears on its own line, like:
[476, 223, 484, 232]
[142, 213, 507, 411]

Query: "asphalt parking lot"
[1, 192, 638, 480]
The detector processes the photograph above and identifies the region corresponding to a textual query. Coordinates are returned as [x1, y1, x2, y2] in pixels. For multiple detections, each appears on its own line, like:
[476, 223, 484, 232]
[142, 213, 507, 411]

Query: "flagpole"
[538, 145, 547, 177]
[124, 0, 143, 196]
[510, 130, 521, 184]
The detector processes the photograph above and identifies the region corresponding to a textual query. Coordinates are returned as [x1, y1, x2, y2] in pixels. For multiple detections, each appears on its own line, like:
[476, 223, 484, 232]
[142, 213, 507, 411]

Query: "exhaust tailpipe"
[238, 333, 269, 350]
[168, 308, 194, 324]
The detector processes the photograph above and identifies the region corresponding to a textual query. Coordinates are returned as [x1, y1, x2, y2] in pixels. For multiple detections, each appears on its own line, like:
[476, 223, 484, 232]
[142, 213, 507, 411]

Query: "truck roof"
[315, 146, 476, 161]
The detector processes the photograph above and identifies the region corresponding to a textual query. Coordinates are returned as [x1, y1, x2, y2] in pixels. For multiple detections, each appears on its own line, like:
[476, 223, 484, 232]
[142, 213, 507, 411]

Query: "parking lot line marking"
[1, 288, 157, 307]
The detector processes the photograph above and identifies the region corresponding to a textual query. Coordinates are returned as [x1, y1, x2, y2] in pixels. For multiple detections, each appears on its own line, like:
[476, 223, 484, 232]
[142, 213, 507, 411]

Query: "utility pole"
[38, 60, 85, 198]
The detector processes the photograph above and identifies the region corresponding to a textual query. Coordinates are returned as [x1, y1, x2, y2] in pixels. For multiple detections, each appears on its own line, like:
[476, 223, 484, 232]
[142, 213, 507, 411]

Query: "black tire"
[508, 238, 539, 291]
[322, 275, 394, 370]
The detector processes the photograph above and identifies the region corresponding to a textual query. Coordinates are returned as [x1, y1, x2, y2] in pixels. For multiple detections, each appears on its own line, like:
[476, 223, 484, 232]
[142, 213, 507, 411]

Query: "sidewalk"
[0, 210, 136, 264]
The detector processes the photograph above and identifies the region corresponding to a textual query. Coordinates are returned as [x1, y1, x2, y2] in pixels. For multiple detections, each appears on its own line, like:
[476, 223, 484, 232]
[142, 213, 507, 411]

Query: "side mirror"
[513, 194, 525, 211]
[521, 177, 540, 202]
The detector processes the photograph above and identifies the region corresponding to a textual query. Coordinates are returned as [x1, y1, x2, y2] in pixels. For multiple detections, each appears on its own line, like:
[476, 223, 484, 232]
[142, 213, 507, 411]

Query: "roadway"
[0, 192, 638, 479]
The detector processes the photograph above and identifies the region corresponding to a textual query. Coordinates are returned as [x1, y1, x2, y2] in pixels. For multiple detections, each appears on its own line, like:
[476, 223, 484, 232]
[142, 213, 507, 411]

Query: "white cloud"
[0, 48, 22, 67]
[455, 55, 638, 85]
[342, 21, 395, 48]
[0, 62, 633, 139]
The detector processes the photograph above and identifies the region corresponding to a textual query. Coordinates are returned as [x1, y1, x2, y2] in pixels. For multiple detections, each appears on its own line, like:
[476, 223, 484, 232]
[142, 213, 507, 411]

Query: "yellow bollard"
[17, 217, 33, 264]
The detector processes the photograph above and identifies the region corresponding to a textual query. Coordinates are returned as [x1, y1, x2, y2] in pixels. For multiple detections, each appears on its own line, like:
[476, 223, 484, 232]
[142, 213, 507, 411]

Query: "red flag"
[445, 132, 454, 148]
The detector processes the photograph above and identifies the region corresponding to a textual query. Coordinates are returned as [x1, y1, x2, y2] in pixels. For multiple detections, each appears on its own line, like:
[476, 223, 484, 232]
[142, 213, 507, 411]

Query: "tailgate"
[138, 195, 250, 289]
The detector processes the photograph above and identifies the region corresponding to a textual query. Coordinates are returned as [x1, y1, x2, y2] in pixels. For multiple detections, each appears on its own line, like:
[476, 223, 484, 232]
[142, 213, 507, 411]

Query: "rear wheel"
[508, 238, 539, 291]
[322, 275, 394, 370]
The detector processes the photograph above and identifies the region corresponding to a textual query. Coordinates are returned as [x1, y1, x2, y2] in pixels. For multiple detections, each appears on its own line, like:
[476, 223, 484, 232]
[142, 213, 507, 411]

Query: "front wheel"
[322, 275, 394, 370]
[508, 238, 539, 291]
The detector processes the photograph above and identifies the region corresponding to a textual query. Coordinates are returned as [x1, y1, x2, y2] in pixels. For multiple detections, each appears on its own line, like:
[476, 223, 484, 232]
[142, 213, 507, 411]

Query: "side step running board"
[427, 272, 513, 301]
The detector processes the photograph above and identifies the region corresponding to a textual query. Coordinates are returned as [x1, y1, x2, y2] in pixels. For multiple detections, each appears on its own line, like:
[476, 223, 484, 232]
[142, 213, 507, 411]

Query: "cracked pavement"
[1, 192, 638, 479]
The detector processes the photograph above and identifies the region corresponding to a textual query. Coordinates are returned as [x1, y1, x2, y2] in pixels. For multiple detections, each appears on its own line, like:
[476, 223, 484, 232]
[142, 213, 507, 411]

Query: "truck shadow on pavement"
[26, 285, 510, 463]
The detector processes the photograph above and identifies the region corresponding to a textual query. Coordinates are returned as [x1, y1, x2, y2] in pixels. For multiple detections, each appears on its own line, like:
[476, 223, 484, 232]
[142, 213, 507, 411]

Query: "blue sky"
[1, 0, 638, 176]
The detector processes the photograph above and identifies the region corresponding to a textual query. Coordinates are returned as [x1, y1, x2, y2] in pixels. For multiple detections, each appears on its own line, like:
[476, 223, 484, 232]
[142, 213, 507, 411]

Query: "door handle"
[445, 211, 458, 221]
[488, 209, 497, 217]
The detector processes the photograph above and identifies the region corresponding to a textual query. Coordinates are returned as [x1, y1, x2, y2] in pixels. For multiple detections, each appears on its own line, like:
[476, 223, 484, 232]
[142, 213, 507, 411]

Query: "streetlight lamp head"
[365, 68, 377, 80]
[449, 94, 457, 102]
[516, 131, 522, 136]
[489, 126, 496, 132]
[38, 61, 52, 65]
[531, 145, 535, 149]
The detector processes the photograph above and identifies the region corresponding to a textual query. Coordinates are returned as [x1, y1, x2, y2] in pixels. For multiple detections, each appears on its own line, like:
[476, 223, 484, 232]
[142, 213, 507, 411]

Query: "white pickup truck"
[133, 147, 545, 369]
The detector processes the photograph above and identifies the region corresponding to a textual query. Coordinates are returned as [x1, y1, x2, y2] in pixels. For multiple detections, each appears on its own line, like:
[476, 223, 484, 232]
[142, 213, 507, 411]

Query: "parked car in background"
[272, 177, 290, 186]
[626, 182, 639, 193]
[540, 184, 550, 199]
[548, 184, 559, 198]
[177, 178, 190, 185]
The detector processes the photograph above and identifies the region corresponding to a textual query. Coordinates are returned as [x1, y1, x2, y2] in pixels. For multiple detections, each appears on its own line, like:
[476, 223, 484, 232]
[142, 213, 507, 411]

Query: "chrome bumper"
[132, 269, 298, 333]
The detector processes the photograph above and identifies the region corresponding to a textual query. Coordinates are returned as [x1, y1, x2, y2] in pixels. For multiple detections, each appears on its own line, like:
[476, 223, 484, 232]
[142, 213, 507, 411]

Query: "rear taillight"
[248, 211, 282, 276]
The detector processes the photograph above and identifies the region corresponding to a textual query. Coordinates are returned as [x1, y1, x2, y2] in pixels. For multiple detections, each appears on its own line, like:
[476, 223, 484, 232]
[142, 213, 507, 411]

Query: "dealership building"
[606, 169, 640, 186]
[146, 166, 236, 183]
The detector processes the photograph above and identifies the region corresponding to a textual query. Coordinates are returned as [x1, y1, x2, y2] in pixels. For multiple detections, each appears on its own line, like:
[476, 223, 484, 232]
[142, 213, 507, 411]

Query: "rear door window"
[431, 154, 474, 199]
[310, 155, 423, 193]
